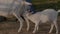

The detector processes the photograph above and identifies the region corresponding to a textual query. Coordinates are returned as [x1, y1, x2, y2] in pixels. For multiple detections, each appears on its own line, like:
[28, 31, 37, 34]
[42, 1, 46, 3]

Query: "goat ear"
[24, 1, 32, 5]
[57, 10, 60, 12]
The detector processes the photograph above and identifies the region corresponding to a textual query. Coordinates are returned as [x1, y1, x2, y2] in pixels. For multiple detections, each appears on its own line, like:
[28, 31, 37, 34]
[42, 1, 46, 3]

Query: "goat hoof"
[48, 32, 51, 34]
[32, 31, 35, 34]
[18, 30, 20, 33]
[18, 31, 20, 33]
[48, 31, 51, 34]
[27, 29, 29, 31]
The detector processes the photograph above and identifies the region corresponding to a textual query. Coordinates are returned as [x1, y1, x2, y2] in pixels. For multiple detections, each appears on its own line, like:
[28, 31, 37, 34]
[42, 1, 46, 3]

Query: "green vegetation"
[32, 0, 60, 11]
[31, 0, 60, 16]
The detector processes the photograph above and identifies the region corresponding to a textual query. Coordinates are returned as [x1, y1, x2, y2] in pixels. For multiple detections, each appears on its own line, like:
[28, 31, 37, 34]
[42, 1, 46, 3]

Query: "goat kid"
[24, 9, 59, 34]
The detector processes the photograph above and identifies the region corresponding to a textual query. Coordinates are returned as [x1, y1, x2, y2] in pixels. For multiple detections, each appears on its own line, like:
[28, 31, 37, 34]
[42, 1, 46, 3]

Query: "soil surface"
[0, 16, 60, 34]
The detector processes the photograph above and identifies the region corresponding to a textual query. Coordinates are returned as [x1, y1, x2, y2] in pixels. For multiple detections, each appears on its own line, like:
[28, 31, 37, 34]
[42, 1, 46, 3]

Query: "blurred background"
[32, 0, 60, 11]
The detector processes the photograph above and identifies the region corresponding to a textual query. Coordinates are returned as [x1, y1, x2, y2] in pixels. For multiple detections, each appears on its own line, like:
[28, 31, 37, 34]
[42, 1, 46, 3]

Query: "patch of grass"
[31, 0, 60, 15]
[32, 1, 60, 11]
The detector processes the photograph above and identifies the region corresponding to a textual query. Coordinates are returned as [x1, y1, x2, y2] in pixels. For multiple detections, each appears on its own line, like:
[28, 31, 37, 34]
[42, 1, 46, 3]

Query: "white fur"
[0, 0, 31, 33]
[24, 9, 58, 34]
[57, 10, 60, 12]
[23, 1, 32, 5]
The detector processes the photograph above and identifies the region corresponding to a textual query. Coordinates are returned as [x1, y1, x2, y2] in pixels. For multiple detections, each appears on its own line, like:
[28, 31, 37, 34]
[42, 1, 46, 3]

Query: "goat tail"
[57, 10, 60, 12]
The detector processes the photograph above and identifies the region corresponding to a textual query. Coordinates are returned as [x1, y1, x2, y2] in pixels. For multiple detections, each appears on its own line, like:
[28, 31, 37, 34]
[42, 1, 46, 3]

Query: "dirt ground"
[0, 16, 60, 34]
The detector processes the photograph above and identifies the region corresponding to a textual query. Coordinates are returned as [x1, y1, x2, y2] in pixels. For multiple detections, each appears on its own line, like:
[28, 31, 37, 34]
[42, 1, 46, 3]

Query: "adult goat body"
[0, 0, 32, 33]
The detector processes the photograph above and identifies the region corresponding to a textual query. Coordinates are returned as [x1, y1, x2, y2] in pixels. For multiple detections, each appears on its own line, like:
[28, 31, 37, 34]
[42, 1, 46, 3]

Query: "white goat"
[18, 1, 32, 32]
[0, 0, 23, 31]
[0, 0, 32, 33]
[24, 9, 59, 34]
